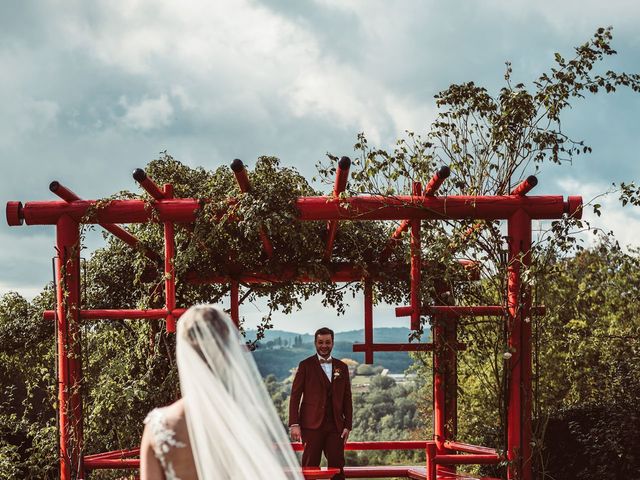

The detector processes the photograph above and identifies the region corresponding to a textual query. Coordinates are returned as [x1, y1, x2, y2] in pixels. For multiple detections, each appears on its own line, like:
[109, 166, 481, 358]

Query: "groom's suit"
[289, 355, 352, 480]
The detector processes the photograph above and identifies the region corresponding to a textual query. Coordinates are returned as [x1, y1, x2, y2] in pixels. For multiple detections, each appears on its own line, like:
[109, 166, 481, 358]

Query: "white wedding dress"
[145, 305, 303, 480]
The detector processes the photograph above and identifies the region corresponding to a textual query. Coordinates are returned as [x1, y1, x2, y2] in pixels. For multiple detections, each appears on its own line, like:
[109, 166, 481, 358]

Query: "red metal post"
[363, 278, 373, 364]
[507, 208, 532, 480]
[231, 159, 274, 258]
[323, 156, 350, 262]
[426, 442, 437, 480]
[410, 182, 422, 330]
[434, 279, 457, 476]
[230, 281, 240, 327]
[55, 214, 83, 480]
[164, 184, 177, 333]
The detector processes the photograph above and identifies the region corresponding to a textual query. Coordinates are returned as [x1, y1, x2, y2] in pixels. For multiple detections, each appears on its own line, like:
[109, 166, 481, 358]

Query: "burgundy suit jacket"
[289, 355, 353, 431]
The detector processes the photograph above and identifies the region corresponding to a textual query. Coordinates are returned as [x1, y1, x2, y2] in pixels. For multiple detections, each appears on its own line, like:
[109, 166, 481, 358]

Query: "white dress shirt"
[317, 354, 332, 382]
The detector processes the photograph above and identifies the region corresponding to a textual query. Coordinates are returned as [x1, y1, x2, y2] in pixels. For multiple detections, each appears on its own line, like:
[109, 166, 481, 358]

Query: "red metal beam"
[352, 343, 454, 352]
[186, 260, 476, 285]
[323, 156, 351, 262]
[231, 159, 274, 257]
[132, 168, 165, 200]
[443, 441, 498, 456]
[510, 175, 538, 196]
[43, 308, 187, 321]
[164, 184, 177, 333]
[49, 181, 162, 264]
[435, 454, 502, 465]
[423, 166, 451, 196]
[295, 441, 428, 451]
[395, 305, 546, 318]
[7, 194, 584, 226]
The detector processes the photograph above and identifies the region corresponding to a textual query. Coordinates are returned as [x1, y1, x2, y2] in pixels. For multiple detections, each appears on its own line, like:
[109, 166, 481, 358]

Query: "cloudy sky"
[1, 0, 639, 333]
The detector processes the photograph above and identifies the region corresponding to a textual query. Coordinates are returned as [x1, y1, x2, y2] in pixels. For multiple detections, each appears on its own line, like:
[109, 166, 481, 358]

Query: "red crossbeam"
[395, 305, 546, 318]
[7, 194, 584, 225]
[436, 454, 501, 465]
[43, 309, 187, 321]
[48, 181, 162, 264]
[444, 441, 498, 456]
[352, 343, 467, 353]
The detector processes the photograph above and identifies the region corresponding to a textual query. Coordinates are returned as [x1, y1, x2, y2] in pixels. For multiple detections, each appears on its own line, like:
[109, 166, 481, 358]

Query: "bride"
[140, 305, 304, 479]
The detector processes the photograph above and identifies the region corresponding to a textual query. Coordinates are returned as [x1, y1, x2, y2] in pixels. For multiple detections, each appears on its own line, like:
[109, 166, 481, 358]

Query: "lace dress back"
[144, 406, 198, 480]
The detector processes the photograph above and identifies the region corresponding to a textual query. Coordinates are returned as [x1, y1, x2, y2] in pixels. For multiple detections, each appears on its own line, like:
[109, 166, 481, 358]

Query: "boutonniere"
[333, 369, 341, 380]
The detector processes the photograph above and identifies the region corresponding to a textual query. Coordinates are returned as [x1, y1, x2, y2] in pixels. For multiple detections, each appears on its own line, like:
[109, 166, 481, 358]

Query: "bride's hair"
[179, 306, 230, 353]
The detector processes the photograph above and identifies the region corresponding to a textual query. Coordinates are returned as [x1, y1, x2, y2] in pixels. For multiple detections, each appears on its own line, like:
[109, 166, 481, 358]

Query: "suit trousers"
[301, 421, 345, 480]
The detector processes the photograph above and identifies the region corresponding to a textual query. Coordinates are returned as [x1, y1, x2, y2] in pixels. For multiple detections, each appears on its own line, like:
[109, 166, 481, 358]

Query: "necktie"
[319, 358, 331, 364]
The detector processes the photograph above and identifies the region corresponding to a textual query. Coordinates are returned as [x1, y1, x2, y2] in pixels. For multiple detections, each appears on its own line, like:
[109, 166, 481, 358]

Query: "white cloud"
[120, 94, 174, 130]
[0, 97, 59, 147]
[558, 178, 640, 250]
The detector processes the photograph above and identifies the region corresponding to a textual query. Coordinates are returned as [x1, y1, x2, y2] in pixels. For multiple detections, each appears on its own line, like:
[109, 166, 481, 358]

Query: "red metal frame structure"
[5, 159, 582, 480]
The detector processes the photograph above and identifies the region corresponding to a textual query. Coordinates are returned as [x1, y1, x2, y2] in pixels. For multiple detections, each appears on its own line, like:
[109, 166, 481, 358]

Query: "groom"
[289, 327, 352, 480]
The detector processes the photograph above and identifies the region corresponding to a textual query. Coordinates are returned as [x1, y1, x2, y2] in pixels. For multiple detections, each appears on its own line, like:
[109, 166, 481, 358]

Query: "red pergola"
[6, 157, 582, 480]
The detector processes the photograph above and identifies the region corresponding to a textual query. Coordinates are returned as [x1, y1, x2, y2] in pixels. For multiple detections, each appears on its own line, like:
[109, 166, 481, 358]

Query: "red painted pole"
[133, 169, 166, 200]
[423, 166, 450, 196]
[164, 184, 176, 333]
[379, 167, 449, 261]
[507, 208, 532, 480]
[49, 181, 162, 264]
[363, 278, 373, 364]
[230, 159, 275, 258]
[230, 281, 240, 327]
[323, 156, 350, 262]
[55, 214, 83, 480]
[43, 308, 188, 321]
[510, 176, 538, 196]
[426, 442, 437, 480]
[434, 279, 457, 477]
[410, 182, 422, 330]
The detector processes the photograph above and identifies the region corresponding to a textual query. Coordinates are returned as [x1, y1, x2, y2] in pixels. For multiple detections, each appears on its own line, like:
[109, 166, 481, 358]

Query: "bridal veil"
[176, 305, 303, 480]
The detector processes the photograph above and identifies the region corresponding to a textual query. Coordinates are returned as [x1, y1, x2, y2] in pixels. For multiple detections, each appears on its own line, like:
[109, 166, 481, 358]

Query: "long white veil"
[176, 305, 303, 480]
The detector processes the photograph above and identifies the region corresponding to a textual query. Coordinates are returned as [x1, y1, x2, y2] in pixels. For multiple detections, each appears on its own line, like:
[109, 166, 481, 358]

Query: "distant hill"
[246, 327, 425, 344]
[249, 327, 430, 380]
